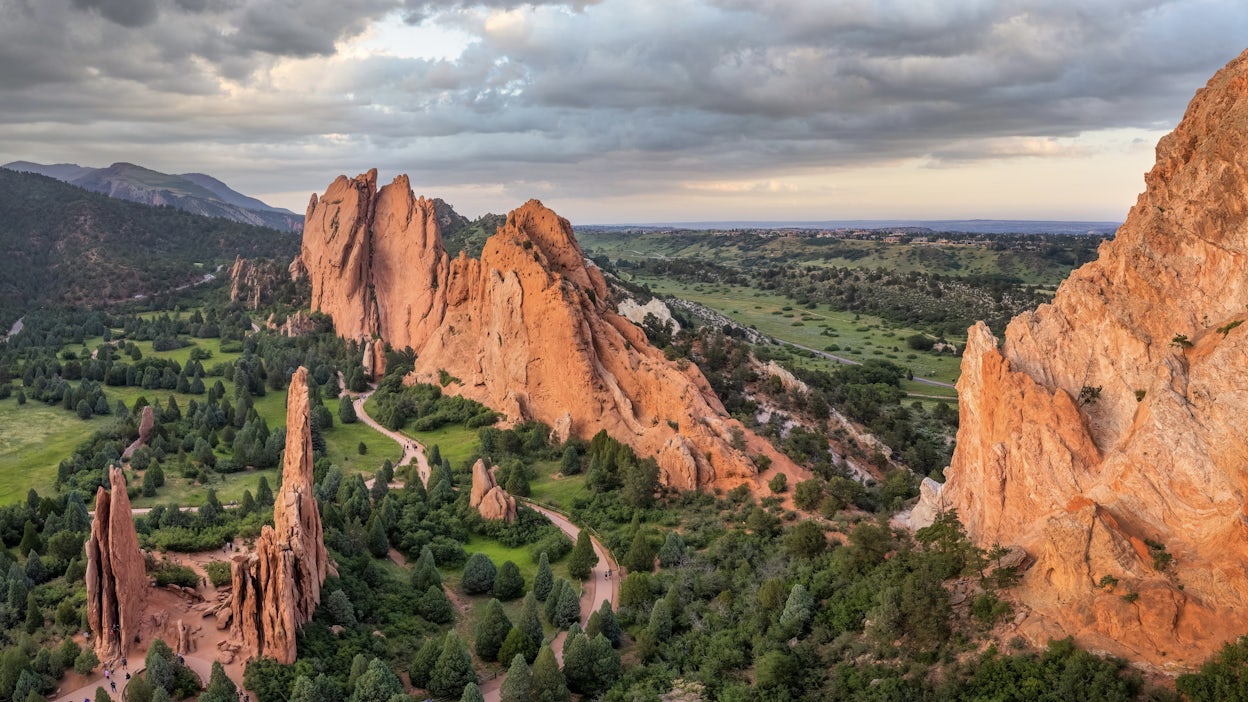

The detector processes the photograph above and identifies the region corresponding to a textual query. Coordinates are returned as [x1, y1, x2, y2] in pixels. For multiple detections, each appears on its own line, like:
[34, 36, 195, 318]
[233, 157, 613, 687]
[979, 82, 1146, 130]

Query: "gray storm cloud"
[0, 0, 1243, 219]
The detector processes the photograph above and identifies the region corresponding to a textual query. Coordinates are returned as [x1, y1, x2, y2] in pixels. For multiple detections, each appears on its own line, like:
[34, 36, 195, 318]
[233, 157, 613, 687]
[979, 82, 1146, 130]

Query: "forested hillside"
[0, 170, 299, 327]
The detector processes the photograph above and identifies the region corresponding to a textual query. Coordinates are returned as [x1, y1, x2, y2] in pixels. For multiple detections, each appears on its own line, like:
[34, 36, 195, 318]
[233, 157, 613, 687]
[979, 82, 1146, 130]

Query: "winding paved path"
[350, 387, 618, 702]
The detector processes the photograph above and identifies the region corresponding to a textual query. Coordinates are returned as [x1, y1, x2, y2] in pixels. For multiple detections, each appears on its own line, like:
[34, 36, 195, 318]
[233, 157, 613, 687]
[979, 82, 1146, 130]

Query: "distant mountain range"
[0, 168, 299, 324]
[2, 160, 303, 231]
[600, 219, 1121, 235]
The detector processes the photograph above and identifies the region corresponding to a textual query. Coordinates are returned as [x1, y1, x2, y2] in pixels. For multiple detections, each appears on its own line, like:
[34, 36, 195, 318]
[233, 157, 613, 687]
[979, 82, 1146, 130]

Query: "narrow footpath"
[351, 386, 618, 702]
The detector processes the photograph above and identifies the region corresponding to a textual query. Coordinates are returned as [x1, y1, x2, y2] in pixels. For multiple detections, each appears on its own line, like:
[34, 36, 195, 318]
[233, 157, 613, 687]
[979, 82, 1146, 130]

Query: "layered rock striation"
[230, 366, 331, 664]
[86, 465, 148, 660]
[302, 172, 793, 490]
[935, 49, 1248, 668]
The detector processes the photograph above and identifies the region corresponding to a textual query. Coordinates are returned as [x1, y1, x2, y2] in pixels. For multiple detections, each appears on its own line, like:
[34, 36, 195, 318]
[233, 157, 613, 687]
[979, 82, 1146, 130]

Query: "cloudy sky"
[0, 0, 1244, 223]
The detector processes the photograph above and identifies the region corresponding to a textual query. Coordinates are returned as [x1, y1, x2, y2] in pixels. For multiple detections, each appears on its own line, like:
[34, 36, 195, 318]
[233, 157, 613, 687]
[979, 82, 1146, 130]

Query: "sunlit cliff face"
[930, 48, 1248, 669]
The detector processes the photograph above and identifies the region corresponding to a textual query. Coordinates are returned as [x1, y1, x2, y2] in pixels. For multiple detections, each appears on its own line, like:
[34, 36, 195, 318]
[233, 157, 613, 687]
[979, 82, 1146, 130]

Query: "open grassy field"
[4, 313, 397, 506]
[400, 423, 481, 472]
[637, 276, 963, 389]
[0, 396, 92, 503]
[527, 460, 587, 513]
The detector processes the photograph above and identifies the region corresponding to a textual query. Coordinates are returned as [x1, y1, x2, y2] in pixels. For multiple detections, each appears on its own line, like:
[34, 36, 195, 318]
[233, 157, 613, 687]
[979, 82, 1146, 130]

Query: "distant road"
[776, 339, 956, 390]
[3, 316, 22, 340]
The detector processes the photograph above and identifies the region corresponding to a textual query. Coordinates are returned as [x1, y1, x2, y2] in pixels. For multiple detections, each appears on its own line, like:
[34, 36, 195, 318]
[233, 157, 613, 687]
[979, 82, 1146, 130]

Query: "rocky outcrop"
[468, 459, 517, 522]
[266, 310, 316, 337]
[230, 256, 291, 309]
[121, 405, 155, 461]
[302, 173, 795, 491]
[229, 366, 331, 664]
[86, 465, 148, 661]
[937, 49, 1248, 668]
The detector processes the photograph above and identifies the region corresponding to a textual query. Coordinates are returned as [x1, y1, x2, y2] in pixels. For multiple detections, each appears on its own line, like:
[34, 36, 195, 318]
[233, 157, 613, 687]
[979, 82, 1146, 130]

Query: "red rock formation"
[229, 366, 330, 664]
[86, 465, 148, 661]
[121, 405, 155, 461]
[302, 173, 795, 491]
[469, 459, 517, 522]
[933, 49, 1248, 669]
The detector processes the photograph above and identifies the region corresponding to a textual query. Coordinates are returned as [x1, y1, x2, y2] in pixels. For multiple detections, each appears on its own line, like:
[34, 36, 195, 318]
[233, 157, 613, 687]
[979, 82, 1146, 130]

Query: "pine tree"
[498, 654, 532, 702]
[587, 633, 621, 693]
[338, 396, 358, 424]
[256, 476, 274, 506]
[533, 552, 554, 601]
[647, 598, 672, 639]
[23, 593, 41, 634]
[778, 583, 814, 638]
[623, 529, 655, 573]
[520, 591, 543, 649]
[17, 521, 39, 555]
[559, 445, 580, 476]
[586, 600, 622, 647]
[493, 560, 525, 601]
[458, 682, 484, 702]
[366, 517, 389, 558]
[411, 546, 441, 591]
[473, 599, 512, 662]
[200, 662, 238, 702]
[567, 530, 598, 581]
[544, 579, 566, 623]
[462, 553, 497, 595]
[554, 581, 581, 629]
[561, 630, 591, 694]
[428, 632, 475, 699]
[349, 659, 403, 702]
[529, 647, 570, 702]
[497, 626, 537, 667]
[417, 585, 453, 625]
[408, 638, 440, 689]
[657, 531, 687, 568]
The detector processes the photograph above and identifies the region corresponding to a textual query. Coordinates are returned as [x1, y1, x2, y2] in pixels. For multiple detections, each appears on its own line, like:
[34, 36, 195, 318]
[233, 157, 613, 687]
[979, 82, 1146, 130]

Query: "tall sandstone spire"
[934, 48, 1248, 668]
[85, 465, 147, 661]
[300, 174, 795, 491]
[230, 366, 330, 664]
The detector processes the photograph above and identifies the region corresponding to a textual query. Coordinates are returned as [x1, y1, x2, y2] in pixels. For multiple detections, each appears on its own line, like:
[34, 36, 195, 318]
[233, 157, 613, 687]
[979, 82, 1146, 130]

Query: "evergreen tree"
[462, 553, 497, 595]
[533, 552, 554, 602]
[657, 531, 687, 568]
[408, 638, 440, 689]
[428, 632, 475, 699]
[497, 626, 537, 667]
[473, 599, 512, 662]
[15, 390, 25, 405]
[96, 686, 112, 702]
[648, 598, 673, 639]
[411, 544, 441, 587]
[561, 630, 591, 694]
[458, 682, 484, 702]
[338, 396, 358, 424]
[778, 583, 814, 638]
[349, 659, 403, 702]
[544, 579, 566, 623]
[366, 517, 389, 558]
[559, 445, 580, 476]
[553, 581, 581, 629]
[520, 592, 543, 649]
[23, 593, 41, 633]
[586, 600, 622, 647]
[200, 662, 238, 702]
[24, 551, 46, 585]
[567, 531, 597, 581]
[498, 655, 532, 702]
[493, 561, 524, 601]
[379, 459, 394, 485]
[256, 476, 274, 506]
[17, 521, 39, 555]
[529, 647, 570, 702]
[411, 546, 441, 591]
[623, 530, 656, 573]
[587, 634, 621, 693]
[369, 470, 388, 502]
[417, 585, 454, 625]
[240, 490, 256, 515]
